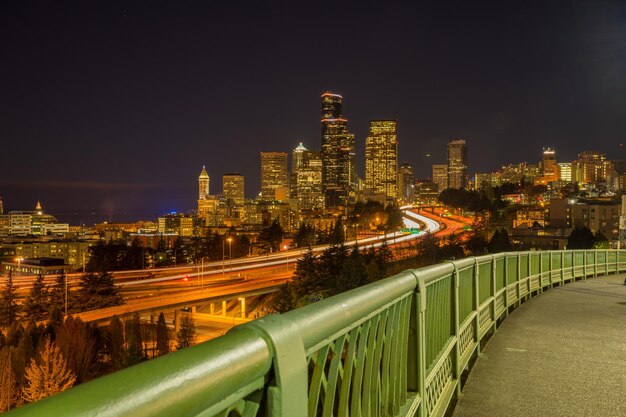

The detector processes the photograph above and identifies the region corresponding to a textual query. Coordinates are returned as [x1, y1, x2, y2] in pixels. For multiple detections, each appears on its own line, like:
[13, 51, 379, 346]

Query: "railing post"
[594, 250, 598, 277]
[473, 258, 481, 356]
[561, 250, 565, 284]
[450, 261, 462, 397]
[539, 251, 543, 292]
[606, 249, 609, 275]
[415, 276, 428, 417]
[491, 255, 497, 332]
[517, 252, 521, 306]
[549, 251, 553, 287]
[242, 315, 308, 417]
[583, 250, 587, 279]
[503, 255, 509, 316]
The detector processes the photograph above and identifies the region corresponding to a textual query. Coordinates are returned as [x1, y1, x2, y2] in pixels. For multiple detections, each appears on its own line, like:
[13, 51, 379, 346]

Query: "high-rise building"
[296, 150, 324, 211]
[291, 142, 308, 199]
[365, 120, 398, 202]
[541, 147, 558, 180]
[223, 173, 245, 206]
[447, 139, 468, 189]
[260, 152, 289, 201]
[558, 162, 572, 182]
[320, 92, 356, 208]
[398, 162, 415, 204]
[198, 166, 210, 200]
[572, 151, 613, 183]
[432, 164, 448, 193]
[197, 166, 218, 221]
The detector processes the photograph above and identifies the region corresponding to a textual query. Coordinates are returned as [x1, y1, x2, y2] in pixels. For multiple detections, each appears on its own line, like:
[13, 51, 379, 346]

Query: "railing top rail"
[283, 269, 418, 349]
[8, 328, 272, 417]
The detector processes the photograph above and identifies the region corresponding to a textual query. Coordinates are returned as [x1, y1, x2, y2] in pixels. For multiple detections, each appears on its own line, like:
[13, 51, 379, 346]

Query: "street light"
[228, 237, 233, 271]
[14, 257, 24, 276]
[283, 244, 288, 270]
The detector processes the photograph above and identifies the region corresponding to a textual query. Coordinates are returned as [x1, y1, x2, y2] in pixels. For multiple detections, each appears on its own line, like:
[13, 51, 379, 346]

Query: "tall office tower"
[398, 162, 415, 204]
[198, 166, 210, 200]
[197, 166, 218, 219]
[296, 150, 324, 210]
[432, 164, 449, 193]
[321, 92, 356, 208]
[541, 147, 558, 181]
[291, 142, 308, 199]
[365, 120, 398, 202]
[572, 151, 613, 183]
[260, 152, 289, 201]
[447, 139, 468, 189]
[557, 163, 572, 182]
[223, 173, 245, 206]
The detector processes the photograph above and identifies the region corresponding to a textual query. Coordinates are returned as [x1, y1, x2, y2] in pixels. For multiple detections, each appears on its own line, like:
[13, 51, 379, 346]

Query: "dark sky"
[1, 1, 625, 219]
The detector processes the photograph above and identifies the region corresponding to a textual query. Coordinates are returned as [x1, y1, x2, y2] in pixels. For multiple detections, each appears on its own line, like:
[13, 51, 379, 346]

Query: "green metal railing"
[10, 250, 626, 417]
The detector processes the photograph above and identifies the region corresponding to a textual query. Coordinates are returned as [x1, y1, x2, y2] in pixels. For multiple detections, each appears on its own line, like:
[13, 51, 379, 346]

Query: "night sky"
[1, 1, 625, 221]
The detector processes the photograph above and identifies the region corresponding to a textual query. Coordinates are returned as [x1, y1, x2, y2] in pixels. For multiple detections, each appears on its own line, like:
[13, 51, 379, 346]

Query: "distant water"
[51, 209, 165, 226]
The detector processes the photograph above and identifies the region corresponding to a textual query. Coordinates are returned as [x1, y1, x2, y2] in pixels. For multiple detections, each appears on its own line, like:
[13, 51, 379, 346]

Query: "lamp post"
[64, 272, 68, 317]
[15, 257, 24, 276]
[228, 237, 233, 271]
[222, 239, 226, 275]
[283, 244, 288, 270]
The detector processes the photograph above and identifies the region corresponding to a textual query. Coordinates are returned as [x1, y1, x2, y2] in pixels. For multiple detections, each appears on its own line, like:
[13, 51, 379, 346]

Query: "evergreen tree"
[155, 313, 170, 357]
[49, 272, 67, 313]
[0, 347, 17, 412]
[21, 337, 76, 404]
[45, 306, 63, 341]
[106, 316, 125, 370]
[270, 284, 297, 313]
[12, 325, 37, 387]
[566, 227, 595, 249]
[77, 270, 124, 312]
[329, 218, 345, 244]
[24, 274, 50, 321]
[258, 218, 284, 252]
[385, 205, 404, 230]
[488, 229, 513, 253]
[5, 322, 23, 348]
[0, 273, 19, 327]
[125, 312, 143, 366]
[291, 249, 320, 299]
[177, 315, 196, 350]
[336, 245, 367, 292]
[56, 316, 98, 383]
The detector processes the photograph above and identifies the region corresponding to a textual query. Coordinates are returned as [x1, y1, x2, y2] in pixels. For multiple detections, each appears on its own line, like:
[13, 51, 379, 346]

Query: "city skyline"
[1, 2, 626, 213]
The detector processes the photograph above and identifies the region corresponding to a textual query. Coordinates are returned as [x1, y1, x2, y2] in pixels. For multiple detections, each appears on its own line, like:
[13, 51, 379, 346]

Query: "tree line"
[0, 306, 196, 411]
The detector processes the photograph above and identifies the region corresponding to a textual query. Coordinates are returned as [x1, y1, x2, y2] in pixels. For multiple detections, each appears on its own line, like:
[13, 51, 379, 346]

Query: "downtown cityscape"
[1, 2, 625, 416]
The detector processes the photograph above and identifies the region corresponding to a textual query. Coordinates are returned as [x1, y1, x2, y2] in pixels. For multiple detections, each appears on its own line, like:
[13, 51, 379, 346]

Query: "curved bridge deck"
[454, 274, 626, 417]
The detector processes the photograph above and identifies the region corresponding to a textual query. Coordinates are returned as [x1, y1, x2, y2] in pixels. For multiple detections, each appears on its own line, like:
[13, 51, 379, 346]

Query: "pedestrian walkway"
[454, 274, 626, 417]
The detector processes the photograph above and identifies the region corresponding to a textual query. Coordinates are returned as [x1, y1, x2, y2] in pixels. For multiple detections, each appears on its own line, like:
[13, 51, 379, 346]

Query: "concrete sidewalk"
[454, 275, 626, 417]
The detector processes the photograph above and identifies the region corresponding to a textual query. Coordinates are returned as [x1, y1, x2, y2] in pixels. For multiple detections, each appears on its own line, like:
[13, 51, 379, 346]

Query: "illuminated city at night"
[1, 2, 625, 416]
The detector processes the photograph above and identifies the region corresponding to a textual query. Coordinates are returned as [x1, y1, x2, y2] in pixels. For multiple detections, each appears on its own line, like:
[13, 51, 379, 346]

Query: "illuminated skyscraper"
[558, 163, 572, 182]
[447, 139, 468, 189]
[198, 166, 210, 200]
[296, 150, 324, 211]
[432, 164, 448, 193]
[260, 152, 289, 201]
[572, 151, 613, 183]
[539, 147, 558, 183]
[365, 120, 398, 202]
[197, 166, 218, 220]
[321, 92, 356, 207]
[291, 142, 308, 199]
[223, 173, 245, 206]
[398, 162, 414, 204]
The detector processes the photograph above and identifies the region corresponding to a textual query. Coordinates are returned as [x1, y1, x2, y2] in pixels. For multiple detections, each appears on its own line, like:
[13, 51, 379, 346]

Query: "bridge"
[10, 249, 624, 417]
